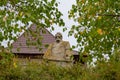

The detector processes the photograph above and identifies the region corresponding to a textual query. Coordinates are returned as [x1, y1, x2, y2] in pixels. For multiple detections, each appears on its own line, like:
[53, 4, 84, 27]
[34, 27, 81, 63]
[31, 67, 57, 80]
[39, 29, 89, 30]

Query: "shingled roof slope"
[12, 24, 55, 54]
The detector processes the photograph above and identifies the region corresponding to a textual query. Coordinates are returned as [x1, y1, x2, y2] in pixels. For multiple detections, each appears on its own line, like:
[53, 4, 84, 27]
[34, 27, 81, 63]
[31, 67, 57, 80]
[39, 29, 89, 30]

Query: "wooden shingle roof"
[12, 24, 55, 54]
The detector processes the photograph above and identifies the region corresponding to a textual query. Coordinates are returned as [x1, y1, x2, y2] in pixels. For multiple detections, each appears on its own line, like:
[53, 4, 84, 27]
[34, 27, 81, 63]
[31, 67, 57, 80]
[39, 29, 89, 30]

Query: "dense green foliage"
[0, 0, 64, 46]
[0, 52, 120, 80]
[69, 0, 120, 62]
[0, 47, 14, 67]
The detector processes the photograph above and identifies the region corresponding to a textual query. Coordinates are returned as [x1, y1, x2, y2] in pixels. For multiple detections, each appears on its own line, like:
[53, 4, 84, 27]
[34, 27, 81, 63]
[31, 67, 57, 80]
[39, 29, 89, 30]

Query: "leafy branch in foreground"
[69, 0, 120, 62]
[0, 0, 65, 46]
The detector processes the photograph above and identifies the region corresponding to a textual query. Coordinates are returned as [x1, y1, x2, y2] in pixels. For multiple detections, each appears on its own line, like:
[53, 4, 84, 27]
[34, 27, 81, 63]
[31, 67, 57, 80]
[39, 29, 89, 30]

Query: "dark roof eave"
[13, 53, 44, 55]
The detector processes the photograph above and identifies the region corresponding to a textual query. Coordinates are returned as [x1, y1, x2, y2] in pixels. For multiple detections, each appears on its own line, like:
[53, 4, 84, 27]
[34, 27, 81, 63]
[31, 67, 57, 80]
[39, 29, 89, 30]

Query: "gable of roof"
[12, 24, 55, 54]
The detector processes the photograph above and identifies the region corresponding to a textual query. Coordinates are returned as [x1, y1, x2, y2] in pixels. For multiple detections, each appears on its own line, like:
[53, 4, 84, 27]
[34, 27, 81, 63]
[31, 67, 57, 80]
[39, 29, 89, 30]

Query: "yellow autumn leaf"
[13, 62, 17, 68]
[98, 16, 102, 20]
[19, 12, 23, 16]
[3, 16, 7, 21]
[118, 28, 120, 31]
[79, 31, 84, 34]
[97, 28, 103, 35]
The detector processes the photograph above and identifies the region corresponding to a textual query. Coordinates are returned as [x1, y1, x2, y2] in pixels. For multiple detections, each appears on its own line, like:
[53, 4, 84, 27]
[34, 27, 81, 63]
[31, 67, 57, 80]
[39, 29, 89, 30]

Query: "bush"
[0, 51, 120, 80]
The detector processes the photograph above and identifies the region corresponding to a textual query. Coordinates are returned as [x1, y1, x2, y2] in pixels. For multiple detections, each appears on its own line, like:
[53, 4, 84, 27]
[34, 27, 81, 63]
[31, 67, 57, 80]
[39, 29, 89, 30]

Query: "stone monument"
[43, 32, 73, 66]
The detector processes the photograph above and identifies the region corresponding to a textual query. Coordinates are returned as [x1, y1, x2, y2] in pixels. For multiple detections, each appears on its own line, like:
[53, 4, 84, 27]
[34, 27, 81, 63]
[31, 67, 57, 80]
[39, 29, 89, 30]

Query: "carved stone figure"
[43, 32, 73, 61]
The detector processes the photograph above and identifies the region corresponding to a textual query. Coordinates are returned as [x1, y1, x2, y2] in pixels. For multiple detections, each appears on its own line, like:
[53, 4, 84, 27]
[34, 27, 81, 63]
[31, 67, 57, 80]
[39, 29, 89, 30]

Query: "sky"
[48, 0, 78, 50]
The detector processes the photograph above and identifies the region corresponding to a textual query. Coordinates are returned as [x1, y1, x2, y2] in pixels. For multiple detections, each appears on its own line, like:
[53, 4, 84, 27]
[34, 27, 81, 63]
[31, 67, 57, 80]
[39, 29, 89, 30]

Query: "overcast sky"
[48, 0, 78, 50]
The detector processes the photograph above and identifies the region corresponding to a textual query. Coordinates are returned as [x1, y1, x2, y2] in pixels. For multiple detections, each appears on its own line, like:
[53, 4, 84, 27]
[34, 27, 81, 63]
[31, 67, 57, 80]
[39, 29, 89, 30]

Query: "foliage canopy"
[69, 0, 120, 62]
[0, 0, 120, 62]
[0, 0, 64, 46]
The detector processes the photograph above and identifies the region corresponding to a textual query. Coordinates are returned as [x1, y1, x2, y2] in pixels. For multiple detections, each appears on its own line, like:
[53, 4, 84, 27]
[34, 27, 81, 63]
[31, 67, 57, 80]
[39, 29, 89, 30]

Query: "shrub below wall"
[0, 51, 120, 80]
